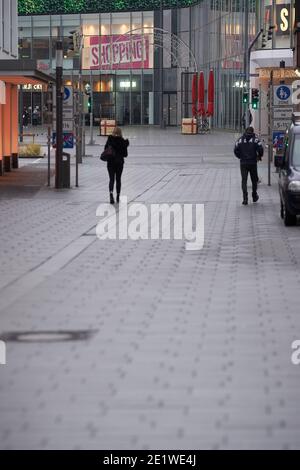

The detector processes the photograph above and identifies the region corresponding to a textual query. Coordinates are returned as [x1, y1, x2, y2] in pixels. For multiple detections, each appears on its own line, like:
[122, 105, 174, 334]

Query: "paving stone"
[0, 128, 300, 449]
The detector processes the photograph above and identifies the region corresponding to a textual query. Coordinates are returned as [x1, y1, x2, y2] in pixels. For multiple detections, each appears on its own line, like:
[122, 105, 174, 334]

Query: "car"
[274, 113, 300, 226]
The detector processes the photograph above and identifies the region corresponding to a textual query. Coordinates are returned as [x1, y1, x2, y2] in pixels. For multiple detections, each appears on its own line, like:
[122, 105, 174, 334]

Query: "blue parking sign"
[273, 132, 285, 150]
[52, 132, 74, 149]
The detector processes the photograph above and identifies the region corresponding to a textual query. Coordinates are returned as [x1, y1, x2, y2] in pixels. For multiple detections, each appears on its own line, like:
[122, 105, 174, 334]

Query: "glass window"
[32, 15, 50, 37]
[51, 15, 61, 38]
[112, 12, 131, 35]
[19, 37, 31, 59]
[32, 37, 50, 60]
[293, 136, 300, 168]
[82, 13, 100, 37]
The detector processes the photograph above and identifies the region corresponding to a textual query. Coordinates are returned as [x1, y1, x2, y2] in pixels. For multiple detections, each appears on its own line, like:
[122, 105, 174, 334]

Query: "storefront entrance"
[163, 93, 177, 126]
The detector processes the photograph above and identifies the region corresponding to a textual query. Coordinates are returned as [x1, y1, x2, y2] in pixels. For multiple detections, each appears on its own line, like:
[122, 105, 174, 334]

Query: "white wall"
[0, 0, 18, 60]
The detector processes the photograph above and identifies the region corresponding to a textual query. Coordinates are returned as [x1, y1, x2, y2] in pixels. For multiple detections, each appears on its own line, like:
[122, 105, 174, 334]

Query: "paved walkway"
[0, 127, 300, 450]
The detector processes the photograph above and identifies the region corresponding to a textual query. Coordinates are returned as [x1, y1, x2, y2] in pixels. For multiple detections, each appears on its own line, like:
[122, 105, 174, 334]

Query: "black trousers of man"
[107, 162, 124, 195]
[240, 163, 258, 200]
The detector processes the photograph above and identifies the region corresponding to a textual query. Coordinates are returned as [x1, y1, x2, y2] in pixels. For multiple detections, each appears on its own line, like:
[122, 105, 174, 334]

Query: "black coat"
[105, 135, 129, 165]
[234, 132, 264, 165]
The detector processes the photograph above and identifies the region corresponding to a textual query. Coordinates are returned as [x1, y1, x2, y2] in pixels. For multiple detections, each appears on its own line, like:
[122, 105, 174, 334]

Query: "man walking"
[234, 127, 264, 205]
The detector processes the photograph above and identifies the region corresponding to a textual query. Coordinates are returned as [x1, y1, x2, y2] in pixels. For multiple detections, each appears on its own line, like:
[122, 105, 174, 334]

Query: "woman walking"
[104, 127, 129, 204]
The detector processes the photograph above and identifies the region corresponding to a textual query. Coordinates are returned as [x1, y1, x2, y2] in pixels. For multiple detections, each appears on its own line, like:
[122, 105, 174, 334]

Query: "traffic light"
[243, 91, 249, 104]
[262, 25, 275, 48]
[67, 31, 76, 54]
[251, 88, 260, 110]
[67, 30, 81, 55]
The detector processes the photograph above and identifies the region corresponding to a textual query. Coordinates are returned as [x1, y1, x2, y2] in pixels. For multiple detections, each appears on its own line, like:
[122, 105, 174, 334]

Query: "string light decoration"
[18, 0, 198, 15]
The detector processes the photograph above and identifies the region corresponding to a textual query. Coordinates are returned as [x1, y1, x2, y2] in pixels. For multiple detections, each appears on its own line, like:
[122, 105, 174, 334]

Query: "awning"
[0, 59, 54, 85]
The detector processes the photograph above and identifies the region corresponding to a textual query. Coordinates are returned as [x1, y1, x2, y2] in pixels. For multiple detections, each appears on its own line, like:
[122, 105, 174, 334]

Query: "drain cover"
[1, 330, 97, 343]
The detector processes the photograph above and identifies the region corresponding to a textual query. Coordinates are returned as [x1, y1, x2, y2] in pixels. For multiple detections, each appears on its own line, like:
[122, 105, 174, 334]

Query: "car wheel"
[283, 204, 297, 226]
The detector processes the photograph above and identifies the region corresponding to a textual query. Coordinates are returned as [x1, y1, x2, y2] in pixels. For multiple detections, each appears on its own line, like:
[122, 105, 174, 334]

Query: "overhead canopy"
[0, 60, 54, 85]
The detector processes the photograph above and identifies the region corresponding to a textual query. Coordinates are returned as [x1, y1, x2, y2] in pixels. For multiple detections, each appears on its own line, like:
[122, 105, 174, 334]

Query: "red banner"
[88, 34, 150, 70]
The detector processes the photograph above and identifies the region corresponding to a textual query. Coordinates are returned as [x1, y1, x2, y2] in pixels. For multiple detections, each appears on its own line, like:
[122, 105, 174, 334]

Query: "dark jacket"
[234, 131, 264, 165]
[105, 135, 129, 165]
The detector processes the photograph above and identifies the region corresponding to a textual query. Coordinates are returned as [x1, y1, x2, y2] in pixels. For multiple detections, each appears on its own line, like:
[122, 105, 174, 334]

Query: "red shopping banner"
[88, 34, 150, 70]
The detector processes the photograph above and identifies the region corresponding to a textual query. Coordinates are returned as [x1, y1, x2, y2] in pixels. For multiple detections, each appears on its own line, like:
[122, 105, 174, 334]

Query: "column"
[0, 104, 3, 176]
[2, 83, 12, 172]
[11, 85, 19, 169]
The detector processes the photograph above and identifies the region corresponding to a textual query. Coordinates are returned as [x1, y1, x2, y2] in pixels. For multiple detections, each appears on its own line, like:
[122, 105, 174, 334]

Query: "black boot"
[116, 193, 120, 204]
[252, 193, 259, 203]
[110, 192, 115, 205]
[242, 193, 248, 205]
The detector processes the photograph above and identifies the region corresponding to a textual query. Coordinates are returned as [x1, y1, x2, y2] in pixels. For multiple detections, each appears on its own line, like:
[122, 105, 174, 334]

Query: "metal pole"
[19, 85, 24, 143]
[47, 84, 53, 187]
[88, 70, 95, 145]
[48, 125, 51, 187]
[55, 40, 63, 189]
[258, 82, 262, 136]
[159, 0, 164, 128]
[74, 90, 79, 187]
[243, 0, 249, 128]
[268, 70, 273, 187]
[78, 33, 83, 163]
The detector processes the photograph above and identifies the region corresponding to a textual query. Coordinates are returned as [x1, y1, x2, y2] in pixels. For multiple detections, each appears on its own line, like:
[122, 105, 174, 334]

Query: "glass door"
[163, 93, 177, 126]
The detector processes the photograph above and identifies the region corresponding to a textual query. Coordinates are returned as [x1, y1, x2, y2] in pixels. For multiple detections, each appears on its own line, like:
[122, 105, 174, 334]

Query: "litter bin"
[61, 152, 71, 188]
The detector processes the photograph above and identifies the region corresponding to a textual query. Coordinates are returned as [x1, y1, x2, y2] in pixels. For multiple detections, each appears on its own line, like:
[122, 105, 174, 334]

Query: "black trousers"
[240, 163, 258, 198]
[107, 162, 124, 194]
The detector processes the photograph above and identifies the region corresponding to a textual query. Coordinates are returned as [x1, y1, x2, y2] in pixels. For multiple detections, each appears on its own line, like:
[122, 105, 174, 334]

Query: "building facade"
[251, 0, 296, 139]
[18, 0, 257, 130]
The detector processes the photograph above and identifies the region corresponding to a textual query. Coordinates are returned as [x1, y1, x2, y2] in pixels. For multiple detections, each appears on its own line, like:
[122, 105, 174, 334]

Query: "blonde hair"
[112, 127, 122, 137]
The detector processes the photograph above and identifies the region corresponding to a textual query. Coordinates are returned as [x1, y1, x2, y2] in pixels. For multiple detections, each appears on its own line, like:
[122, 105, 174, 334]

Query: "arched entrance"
[108, 27, 198, 126]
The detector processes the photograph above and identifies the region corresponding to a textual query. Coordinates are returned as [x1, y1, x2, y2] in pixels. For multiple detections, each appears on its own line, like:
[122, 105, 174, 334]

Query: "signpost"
[273, 85, 292, 106]
[267, 83, 292, 183]
[53, 85, 74, 149]
[52, 132, 74, 149]
[272, 85, 292, 145]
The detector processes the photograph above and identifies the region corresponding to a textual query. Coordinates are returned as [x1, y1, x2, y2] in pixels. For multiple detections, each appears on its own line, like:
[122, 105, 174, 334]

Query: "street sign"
[63, 86, 73, 107]
[53, 132, 74, 149]
[53, 108, 73, 120]
[53, 86, 74, 132]
[273, 131, 285, 150]
[274, 85, 292, 105]
[273, 107, 293, 120]
[273, 119, 290, 131]
[53, 120, 74, 132]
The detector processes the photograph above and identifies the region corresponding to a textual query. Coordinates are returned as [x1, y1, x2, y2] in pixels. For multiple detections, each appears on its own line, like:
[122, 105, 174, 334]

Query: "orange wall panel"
[0, 104, 3, 161]
[2, 84, 11, 157]
[11, 85, 18, 154]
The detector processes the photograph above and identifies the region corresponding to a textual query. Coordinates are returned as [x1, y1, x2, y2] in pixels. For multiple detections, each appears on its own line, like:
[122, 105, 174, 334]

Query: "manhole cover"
[1, 330, 97, 343]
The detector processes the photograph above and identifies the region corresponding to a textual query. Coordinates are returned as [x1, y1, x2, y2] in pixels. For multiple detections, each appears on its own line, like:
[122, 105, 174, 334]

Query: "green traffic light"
[243, 93, 249, 104]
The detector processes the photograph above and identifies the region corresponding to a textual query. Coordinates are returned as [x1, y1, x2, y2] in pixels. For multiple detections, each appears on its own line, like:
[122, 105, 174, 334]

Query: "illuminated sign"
[23, 84, 43, 90]
[120, 81, 137, 88]
[84, 35, 150, 70]
[265, 4, 292, 36]
[276, 4, 291, 36]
